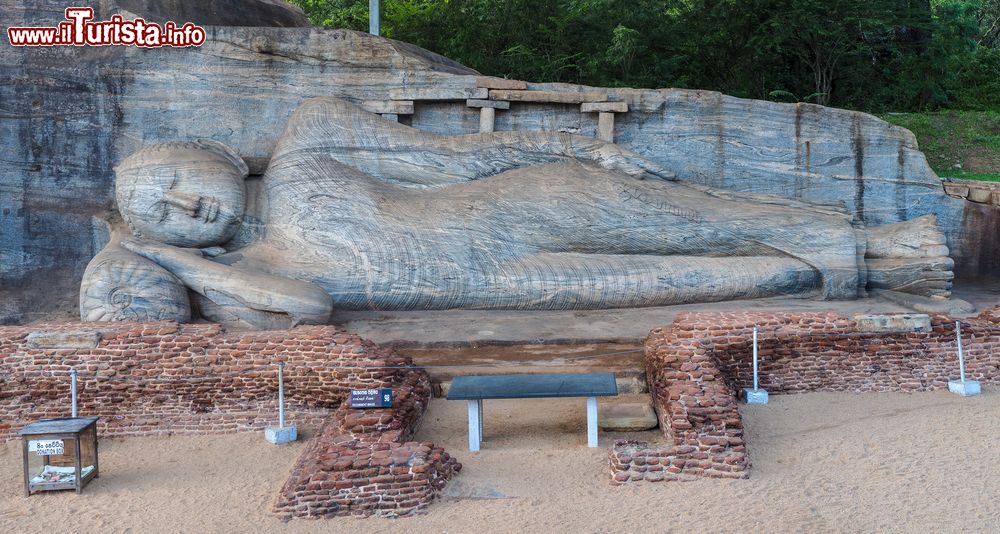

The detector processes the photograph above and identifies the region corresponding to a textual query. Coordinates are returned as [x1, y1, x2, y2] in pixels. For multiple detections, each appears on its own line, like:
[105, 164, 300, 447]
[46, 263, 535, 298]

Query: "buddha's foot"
[865, 214, 953, 299]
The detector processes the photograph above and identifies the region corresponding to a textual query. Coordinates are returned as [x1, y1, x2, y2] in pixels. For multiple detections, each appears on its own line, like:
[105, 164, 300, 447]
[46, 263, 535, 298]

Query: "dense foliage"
[291, 0, 1000, 112]
[882, 110, 1000, 179]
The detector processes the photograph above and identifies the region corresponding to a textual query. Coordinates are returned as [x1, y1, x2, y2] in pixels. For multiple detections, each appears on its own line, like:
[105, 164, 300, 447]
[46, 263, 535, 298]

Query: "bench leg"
[468, 400, 481, 451]
[587, 397, 598, 447]
[478, 399, 484, 441]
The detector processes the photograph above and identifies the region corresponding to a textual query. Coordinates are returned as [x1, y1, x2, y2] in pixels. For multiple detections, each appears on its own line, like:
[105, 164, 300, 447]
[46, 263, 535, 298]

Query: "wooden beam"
[360, 100, 414, 115]
[489, 89, 608, 104]
[581, 101, 628, 113]
[466, 98, 510, 110]
[476, 77, 528, 90]
[389, 87, 488, 100]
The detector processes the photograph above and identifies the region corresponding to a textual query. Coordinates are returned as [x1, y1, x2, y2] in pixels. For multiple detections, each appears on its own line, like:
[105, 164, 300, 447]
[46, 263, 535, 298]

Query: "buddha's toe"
[864, 214, 954, 299]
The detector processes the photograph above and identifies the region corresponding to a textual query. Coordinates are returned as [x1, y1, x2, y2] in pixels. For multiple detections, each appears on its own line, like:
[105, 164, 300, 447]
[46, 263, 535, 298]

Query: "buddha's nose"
[164, 191, 221, 222]
[164, 191, 200, 214]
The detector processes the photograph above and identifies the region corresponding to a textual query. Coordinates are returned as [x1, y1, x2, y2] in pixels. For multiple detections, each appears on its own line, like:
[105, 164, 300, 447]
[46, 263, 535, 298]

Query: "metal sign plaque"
[29, 439, 65, 456]
[349, 388, 392, 409]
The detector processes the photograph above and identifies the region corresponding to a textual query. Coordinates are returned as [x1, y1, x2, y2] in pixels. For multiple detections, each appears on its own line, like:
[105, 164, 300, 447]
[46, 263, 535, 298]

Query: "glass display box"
[19, 417, 99, 495]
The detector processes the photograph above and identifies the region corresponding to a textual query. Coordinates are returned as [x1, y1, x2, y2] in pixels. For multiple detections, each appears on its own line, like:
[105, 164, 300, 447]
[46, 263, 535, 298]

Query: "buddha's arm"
[273, 97, 675, 188]
[121, 239, 332, 324]
[447, 130, 677, 183]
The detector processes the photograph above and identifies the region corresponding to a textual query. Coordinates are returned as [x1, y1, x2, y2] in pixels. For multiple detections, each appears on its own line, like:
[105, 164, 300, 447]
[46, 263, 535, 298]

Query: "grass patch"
[881, 110, 1000, 182]
[938, 170, 1000, 182]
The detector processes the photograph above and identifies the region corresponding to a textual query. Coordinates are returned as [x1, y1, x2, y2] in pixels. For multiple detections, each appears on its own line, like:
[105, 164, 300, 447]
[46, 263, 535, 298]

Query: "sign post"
[350, 388, 393, 409]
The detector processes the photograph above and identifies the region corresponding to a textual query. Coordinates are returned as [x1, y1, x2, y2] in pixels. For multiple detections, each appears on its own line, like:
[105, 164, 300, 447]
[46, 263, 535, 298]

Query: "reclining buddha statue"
[80, 97, 954, 328]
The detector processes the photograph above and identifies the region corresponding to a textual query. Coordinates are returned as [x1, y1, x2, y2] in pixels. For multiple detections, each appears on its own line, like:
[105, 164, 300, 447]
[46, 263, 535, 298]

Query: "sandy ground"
[3, 391, 1000, 533]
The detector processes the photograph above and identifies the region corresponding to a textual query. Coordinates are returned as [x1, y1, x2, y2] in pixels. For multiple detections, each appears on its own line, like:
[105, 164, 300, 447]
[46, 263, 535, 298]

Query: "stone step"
[873, 289, 976, 315]
[599, 397, 658, 431]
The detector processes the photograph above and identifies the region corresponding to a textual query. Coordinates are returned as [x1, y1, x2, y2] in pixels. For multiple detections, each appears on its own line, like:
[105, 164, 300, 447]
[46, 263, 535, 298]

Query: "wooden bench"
[446, 373, 618, 451]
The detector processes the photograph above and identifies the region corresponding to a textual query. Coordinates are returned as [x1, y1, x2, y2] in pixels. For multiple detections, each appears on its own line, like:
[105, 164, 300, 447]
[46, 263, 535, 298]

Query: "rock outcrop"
[1, 0, 980, 323]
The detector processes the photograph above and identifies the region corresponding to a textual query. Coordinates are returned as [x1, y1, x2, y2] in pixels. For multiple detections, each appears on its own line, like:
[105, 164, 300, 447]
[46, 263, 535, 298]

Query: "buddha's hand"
[573, 137, 677, 181]
[79, 237, 192, 323]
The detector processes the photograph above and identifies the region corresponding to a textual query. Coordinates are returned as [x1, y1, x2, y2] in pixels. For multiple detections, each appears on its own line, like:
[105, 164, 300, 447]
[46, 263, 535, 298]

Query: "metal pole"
[71, 367, 77, 418]
[752, 326, 759, 391]
[956, 321, 966, 382]
[369, 0, 380, 36]
[278, 362, 285, 428]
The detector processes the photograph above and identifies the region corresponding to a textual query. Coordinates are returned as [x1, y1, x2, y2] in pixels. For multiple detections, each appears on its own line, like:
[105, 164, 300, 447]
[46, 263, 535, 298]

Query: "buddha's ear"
[195, 139, 250, 179]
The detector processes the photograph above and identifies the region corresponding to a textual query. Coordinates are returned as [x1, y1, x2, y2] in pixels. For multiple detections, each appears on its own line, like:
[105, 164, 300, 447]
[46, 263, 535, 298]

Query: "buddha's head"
[115, 140, 248, 248]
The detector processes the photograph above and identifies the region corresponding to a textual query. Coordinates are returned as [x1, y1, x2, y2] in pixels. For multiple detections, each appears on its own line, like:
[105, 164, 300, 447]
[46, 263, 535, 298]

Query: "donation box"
[19, 417, 99, 495]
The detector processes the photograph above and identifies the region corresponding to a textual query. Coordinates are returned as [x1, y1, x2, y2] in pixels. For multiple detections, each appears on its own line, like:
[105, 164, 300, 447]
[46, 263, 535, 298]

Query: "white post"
[369, 0, 380, 36]
[71, 367, 77, 418]
[948, 320, 981, 396]
[752, 326, 759, 390]
[587, 397, 598, 447]
[742, 326, 769, 403]
[277, 362, 285, 428]
[467, 400, 481, 451]
[265, 361, 297, 444]
[956, 321, 966, 382]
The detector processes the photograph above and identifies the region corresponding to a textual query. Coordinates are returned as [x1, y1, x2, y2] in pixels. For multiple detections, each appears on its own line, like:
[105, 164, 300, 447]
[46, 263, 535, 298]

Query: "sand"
[3, 391, 1000, 533]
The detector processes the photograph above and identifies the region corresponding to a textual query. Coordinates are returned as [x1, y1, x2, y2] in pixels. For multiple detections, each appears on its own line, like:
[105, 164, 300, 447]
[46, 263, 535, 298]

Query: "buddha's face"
[116, 141, 247, 248]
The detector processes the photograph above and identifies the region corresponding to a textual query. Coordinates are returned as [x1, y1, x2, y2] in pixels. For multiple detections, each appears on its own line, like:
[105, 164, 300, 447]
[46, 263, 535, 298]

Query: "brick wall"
[612, 308, 1000, 484]
[609, 324, 748, 484]
[0, 321, 407, 440]
[671, 310, 1000, 393]
[273, 368, 461, 518]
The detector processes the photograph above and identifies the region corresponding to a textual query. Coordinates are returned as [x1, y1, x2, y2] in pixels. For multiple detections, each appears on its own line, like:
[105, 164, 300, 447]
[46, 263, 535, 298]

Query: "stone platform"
[332, 291, 981, 348]
[333, 292, 940, 392]
[332, 282, 995, 396]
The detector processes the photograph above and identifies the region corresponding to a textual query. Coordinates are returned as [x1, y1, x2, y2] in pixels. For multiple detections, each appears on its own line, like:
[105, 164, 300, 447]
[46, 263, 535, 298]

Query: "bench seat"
[447, 372, 618, 451]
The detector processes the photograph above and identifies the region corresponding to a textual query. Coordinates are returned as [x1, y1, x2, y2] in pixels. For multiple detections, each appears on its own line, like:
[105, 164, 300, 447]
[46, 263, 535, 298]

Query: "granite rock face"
[0, 0, 985, 323]
[116, 0, 310, 27]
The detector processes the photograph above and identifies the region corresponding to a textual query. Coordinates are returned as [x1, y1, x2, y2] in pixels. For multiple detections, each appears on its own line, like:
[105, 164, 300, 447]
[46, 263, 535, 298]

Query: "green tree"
[288, 0, 1000, 112]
